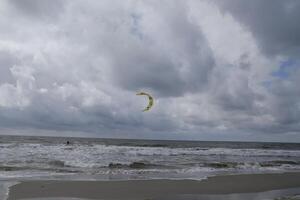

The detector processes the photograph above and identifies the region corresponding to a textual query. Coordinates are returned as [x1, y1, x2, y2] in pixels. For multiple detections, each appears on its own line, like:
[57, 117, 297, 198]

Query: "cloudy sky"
[0, 0, 299, 142]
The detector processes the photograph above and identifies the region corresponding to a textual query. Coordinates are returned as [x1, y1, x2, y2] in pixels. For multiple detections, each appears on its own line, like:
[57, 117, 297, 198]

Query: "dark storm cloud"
[214, 0, 300, 57]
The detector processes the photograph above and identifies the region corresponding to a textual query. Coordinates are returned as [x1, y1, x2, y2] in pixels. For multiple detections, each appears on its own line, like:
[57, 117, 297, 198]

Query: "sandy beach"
[7, 172, 300, 200]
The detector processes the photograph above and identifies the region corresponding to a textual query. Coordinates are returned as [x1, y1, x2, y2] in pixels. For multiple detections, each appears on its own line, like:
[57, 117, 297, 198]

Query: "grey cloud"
[0, 51, 16, 84]
[268, 70, 300, 129]
[214, 0, 300, 57]
[9, 0, 65, 21]
[108, 1, 215, 97]
[214, 74, 255, 112]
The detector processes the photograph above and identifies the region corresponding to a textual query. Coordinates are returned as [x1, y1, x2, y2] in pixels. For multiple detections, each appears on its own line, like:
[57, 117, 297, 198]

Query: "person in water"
[66, 141, 70, 145]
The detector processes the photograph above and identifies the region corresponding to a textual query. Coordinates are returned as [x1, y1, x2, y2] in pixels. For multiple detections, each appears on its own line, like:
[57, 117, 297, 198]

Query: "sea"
[1, 135, 300, 199]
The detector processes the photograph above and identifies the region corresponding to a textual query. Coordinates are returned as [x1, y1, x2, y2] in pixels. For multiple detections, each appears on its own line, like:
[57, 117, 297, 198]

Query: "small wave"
[118, 143, 169, 147]
[260, 160, 299, 167]
[201, 160, 300, 169]
[0, 165, 54, 172]
[274, 194, 300, 200]
[108, 162, 159, 169]
[204, 162, 239, 168]
[137, 144, 169, 147]
[129, 162, 151, 169]
[48, 160, 65, 168]
[0, 166, 24, 172]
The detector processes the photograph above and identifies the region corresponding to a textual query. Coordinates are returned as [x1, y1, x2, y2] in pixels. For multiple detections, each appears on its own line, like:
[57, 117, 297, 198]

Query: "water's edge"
[0, 181, 19, 200]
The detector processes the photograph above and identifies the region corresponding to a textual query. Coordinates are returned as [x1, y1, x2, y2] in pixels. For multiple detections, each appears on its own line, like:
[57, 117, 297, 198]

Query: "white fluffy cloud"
[0, 0, 299, 141]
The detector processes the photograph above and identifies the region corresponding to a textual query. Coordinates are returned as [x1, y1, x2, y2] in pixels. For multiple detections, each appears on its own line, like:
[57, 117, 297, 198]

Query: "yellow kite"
[136, 92, 154, 112]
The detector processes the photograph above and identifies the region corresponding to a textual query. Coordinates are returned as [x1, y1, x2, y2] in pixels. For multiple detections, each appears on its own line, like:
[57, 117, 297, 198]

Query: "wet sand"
[8, 172, 300, 200]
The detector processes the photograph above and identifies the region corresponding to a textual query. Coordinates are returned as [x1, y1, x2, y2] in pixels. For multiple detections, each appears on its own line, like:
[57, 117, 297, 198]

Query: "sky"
[0, 0, 300, 142]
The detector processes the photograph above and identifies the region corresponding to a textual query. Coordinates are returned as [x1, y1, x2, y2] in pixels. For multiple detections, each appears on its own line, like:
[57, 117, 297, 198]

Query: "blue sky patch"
[271, 59, 299, 79]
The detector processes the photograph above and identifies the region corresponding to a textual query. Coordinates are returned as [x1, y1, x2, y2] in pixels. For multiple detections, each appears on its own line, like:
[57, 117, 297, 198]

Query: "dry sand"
[8, 172, 300, 200]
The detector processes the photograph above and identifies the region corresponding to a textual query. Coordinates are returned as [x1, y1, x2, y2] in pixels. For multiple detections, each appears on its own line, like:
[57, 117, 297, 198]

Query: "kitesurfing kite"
[136, 92, 154, 112]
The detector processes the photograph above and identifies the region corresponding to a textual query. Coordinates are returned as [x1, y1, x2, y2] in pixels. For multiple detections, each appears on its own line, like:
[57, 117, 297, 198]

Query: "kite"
[136, 92, 154, 112]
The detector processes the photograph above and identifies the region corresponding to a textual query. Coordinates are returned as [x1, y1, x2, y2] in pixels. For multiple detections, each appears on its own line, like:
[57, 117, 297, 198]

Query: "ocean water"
[1, 135, 300, 182]
[1, 135, 300, 200]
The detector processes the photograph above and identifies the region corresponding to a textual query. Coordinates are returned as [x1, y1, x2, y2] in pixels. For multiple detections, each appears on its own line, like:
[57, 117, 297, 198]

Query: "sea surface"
[1, 135, 300, 199]
[1, 135, 300, 182]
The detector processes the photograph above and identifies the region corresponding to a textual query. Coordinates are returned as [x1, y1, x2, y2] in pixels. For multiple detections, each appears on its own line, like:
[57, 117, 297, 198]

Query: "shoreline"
[7, 172, 300, 200]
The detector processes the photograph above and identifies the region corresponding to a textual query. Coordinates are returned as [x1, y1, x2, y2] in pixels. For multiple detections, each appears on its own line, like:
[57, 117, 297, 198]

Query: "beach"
[1, 135, 300, 199]
[7, 172, 300, 200]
